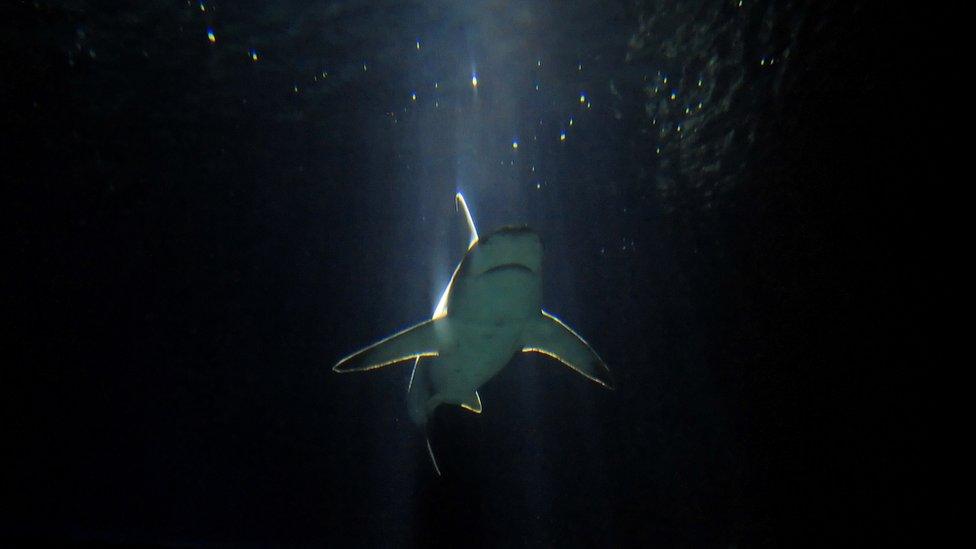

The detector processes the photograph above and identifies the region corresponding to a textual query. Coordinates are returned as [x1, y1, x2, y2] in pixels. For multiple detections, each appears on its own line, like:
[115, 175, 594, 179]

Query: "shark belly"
[428, 320, 523, 403]
[431, 266, 541, 404]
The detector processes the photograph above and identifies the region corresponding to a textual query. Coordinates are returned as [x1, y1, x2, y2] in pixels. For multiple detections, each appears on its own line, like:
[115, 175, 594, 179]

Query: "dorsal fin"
[455, 192, 478, 250]
[433, 193, 479, 319]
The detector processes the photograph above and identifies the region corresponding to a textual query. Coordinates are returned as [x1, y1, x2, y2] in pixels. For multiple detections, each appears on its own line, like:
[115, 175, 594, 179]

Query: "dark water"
[3, 1, 923, 546]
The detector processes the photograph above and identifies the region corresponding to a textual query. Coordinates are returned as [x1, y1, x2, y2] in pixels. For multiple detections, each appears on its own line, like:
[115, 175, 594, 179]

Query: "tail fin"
[408, 358, 441, 476]
[425, 434, 442, 476]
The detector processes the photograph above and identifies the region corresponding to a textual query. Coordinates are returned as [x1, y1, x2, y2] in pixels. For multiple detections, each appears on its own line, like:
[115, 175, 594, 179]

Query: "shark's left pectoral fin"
[522, 310, 614, 389]
[334, 319, 441, 373]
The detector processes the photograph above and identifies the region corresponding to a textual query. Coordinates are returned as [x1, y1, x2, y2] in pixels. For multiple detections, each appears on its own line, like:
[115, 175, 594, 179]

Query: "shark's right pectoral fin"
[522, 310, 614, 389]
[334, 319, 441, 373]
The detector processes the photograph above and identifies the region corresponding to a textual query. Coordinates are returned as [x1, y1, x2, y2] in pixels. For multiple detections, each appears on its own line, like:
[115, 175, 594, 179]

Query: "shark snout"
[469, 227, 542, 275]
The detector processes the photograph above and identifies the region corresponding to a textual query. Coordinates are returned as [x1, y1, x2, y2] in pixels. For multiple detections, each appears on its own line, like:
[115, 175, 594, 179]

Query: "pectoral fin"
[334, 319, 441, 373]
[521, 310, 614, 389]
[458, 391, 483, 414]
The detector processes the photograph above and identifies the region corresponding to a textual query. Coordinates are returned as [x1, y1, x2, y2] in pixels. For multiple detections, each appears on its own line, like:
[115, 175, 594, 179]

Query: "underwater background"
[3, 0, 925, 546]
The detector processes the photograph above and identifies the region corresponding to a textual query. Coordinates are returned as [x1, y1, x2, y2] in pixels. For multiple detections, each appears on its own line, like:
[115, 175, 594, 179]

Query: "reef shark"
[333, 193, 613, 474]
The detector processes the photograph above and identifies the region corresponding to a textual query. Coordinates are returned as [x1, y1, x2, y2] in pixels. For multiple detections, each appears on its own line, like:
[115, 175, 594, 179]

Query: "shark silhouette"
[333, 193, 613, 473]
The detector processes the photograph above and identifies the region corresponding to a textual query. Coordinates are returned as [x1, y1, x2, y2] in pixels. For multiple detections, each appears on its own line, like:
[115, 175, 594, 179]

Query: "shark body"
[333, 194, 613, 472]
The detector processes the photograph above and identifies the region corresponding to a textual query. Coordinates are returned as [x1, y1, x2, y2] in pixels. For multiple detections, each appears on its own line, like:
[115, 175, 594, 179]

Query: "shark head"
[464, 225, 542, 276]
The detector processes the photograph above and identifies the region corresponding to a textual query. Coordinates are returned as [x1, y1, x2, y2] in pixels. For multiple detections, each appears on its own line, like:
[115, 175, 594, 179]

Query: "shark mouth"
[483, 263, 534, 275]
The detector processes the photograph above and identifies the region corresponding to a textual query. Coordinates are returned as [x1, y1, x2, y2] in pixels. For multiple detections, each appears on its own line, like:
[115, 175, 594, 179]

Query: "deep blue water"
[3, 1, 924, 546]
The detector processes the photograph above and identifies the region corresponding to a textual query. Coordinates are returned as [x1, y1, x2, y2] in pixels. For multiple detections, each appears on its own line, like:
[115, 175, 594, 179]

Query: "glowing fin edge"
[523, 310, 613, 389]
[433, 192, 479, 319]
[521, 348, 611, 388]
[426, 437, 442, 476]
[455, 192, 479, 250]
[334, 352, 438, 373]
[459, 391, 483, 413]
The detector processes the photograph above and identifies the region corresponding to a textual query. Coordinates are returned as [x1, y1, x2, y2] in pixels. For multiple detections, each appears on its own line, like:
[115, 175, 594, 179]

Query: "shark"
[333, 193, 613, 474]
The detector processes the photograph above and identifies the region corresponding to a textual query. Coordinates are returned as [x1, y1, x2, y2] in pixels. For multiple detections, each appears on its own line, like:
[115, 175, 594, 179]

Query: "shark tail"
[408, 357, 442, 476]
[425, 434, 442, 476]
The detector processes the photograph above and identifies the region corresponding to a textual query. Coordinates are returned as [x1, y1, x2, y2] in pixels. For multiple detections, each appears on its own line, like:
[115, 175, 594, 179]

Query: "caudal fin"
[426, 435, 442, 476]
